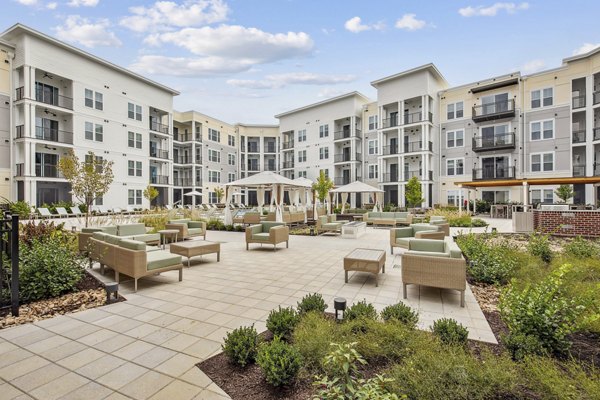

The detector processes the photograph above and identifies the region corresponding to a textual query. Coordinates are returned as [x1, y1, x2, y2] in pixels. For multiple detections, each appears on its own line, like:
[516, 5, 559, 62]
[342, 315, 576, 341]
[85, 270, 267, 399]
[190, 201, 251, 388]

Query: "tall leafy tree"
[143, 185, 159, 207]
[405, 176, 424, 208]
[214, 187, 225, 203]
[554, 184, 574, 204]
[58, 150, 114, 227]
[312, 170, 334, 203]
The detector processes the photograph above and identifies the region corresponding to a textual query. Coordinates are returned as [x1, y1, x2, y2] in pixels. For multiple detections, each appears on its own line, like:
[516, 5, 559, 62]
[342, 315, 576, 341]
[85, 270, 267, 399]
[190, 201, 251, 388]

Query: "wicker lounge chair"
[390, 223, 445, 254]
[165, 219, 207, 240]
[316, 215, 343, 234]
[245, 222, 289, 251]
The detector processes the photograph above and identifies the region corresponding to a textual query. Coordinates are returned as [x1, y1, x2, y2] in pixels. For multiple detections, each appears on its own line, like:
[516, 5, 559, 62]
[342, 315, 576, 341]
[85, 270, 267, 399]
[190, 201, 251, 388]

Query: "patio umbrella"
[184, 190, 202, 207]
[331, 181, 384, 213]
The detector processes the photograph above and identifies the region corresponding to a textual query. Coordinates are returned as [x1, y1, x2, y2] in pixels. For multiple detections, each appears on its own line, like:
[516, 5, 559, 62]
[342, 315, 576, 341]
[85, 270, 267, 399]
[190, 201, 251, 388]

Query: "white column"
[458, 185, 463, 214]
[522, 182, 529, 205]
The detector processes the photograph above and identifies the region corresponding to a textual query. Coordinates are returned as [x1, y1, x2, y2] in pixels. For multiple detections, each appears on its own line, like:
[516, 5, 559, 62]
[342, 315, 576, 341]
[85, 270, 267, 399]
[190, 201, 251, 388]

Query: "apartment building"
[0, 38, 14, 201]
[1, 24, 178, 208]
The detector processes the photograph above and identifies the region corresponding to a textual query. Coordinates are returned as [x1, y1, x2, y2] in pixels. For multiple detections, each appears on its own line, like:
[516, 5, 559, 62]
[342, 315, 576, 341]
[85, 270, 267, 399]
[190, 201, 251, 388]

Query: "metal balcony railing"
[282, 140, 294, 150]
[264, 163, 277, 171]
[333, 129, 361, 140]
[247, 144, 260, 153]
[34, 88, 73, 110]
[472, 99, 515, 122]
[149, 120, 169, 134]
[195, 155, 203, 163]
[472, 133, 515, 152]
[264, 144, 277, 153]
[334, 177, 351, 186]
[403, 170, 421, 181]
[174, 178, 194, 186]
[594, 127, 600, 141]
[404, 111, 432, 124]
[15, 87, 24, 101]
[572, 95, 586, 109]
[247, 163, 260, 171]
[472, 166, 516, 180]
[35, 164, 61, 178]
[15, 125, 24, 139]
[572, 130, 586, 144]
[15, 163, 24, 177]
[595, 163, 600, 176]
[173, 155, 193, 164]
[150, 175, 169, 185]
[405, 141, 433, 153]
[382, 117, 399, 129]
[383, 145, 399, 155]
[174, 133, 202, 142]
[282, 161, 294, 169]
[381, 173, 399, 183]
[35, 126, 74, 145]
[572, 165, 586, 177]
[150, 149, 169, 159]
[334, 153, 362, 163]
[594, 91, 600, 105]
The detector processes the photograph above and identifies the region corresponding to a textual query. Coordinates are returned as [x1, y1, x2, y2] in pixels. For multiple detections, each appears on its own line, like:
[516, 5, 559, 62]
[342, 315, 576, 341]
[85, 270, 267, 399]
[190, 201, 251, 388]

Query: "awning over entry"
[455, 176, 600, 189]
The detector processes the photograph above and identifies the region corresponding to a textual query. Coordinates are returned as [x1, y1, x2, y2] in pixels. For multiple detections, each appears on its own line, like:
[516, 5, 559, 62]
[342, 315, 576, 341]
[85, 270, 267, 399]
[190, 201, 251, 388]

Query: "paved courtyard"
[0, 226, 497, 399]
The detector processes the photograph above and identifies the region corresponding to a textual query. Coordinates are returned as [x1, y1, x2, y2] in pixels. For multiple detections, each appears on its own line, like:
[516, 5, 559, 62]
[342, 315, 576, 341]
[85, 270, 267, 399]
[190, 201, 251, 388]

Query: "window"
[319, 147, 329, 160]
[298, 150, 307, 162]
[531, 88, 553, 108]
[447, 190, 458, 206]
[447, 101, 464, 120]
[228, 153, 236, 165]
[368, 164, 378, 179]
[530, 120, 554, 140]
[127, 160, 142, 177]
[320, 169, 329, 178]
[128, 103, 142, 121]
[531, 152, 554, 172]
[208, 128, 220, 142]
[447, 130, 464, 148]
[85, 121, 93, 140]
[95, 124, 103, 142]
[208, 149, 221, 163]
[531, 189, 554, 204]
[298, 171, 307, 178]
[85, 122, 103, 142]
[228, 172, 236, 183]
[368, 140, 378, 155]
[368, 115, 378, 130]
[446, 158, 464, 176]
[85, 89, 93, 108]
[209, 192, 218, 204]
[319, 124, 329, 138]
[208, 170, 220, 183]
[128, 132, 142, 149]
[85, 155, 103, 173]
[298, 129, 306, 142]
[95, 92, 103, 110]
[128, 189, 142, 205]
[228, 134, 235, 147]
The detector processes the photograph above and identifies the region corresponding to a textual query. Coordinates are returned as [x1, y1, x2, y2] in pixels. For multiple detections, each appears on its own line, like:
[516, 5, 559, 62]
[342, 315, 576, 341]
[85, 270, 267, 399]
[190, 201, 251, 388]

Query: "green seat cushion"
[146, 245, 160, 252]
[262, 222, 284, 232]
[118, 223, 146, 237]
[412, 224, 439, 234]
[323, 223, 341, 229]
[188, 221, 205, 229]
[100, 226, 118, 235]
[188, 228, 204, 236]
[409, 239, 445, 253]
[393, 228, 413, 238]
[146, 251, 182, 271]
[252, 232, 271, 241]
[119, 239, 146, 251]
[168, 219, 190, 226]
[132, 233, 160, 243]
[395, 237, 411, 247]
[394, 212, 409, 219]
[369, 212, 381, 218]
[404, 250, 450, 258]
[329, 214, 337, 222]
[104, 234, 122, 245]
[82, 227, 103, 234]
[92, 232, 107, 241]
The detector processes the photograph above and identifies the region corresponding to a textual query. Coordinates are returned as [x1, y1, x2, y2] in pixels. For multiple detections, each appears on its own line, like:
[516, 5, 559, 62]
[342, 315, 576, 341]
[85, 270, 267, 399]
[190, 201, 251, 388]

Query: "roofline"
[371, 63, 448, 87]
[173, 110, 234, 127]
[439, 71, 521, 94]
[521, 64, 569, 80]
[0, 37, 15, 49]
[274, 91, 371, 119]
[1, 23, 180, 95]
[234, 123, 279, 128]
[563, 45, 600, 64]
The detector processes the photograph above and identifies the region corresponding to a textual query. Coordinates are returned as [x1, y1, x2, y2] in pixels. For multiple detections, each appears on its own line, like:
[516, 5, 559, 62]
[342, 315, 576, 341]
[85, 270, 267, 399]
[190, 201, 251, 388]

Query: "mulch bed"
[0, 271, 123, 329]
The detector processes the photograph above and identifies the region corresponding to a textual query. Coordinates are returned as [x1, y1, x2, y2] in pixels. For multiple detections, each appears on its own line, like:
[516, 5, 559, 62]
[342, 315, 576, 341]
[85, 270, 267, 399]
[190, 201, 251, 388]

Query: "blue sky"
[3, 0, 599, 123]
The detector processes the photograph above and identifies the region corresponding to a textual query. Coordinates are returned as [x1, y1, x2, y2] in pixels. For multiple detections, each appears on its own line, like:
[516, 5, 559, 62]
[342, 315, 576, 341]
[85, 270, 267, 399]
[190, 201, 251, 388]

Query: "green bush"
[431, 318, 469, 346]
[527, 231, 553, 263]
[139, 213, 169, 233]
[256, 338, 302, 387]
[502, 332, 545, 361]
[20, 237, 85, 302]
[222, 325, 260, 367]
[564, 236, 600, 259]
[297, 293, 327, 315]
[8, 200, 32, 219]
[344, 300, 378, 321]
[266, 306, 300, 340]
[499, 263, 588, 354]
[381, 303, 419, 328]
[471, 218, 488, 227]
[293, 312, 340, 373]
[206, 219, 225, 230]
[340, 318, 411, 362]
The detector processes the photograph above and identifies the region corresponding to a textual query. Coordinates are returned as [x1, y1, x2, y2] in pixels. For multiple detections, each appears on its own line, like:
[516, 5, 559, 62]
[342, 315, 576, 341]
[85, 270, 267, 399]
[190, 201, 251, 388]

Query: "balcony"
[573, 164, 586, 177]
[149, 120, 169, 135]
[404, 111, 432, 125]
[594, 91, 600, 105]
[594, 127, 600, 141]
[150, 149, 169, 160]
[35, 164, 61, 178]
[174, 133, 201, 143]
[264, 163, 277, 172]
[472, 99, 515, 122]
[381, 173, 399, 183]
[382, 117, 399, 129]
[174, 177, 194, 186]
[334, 129, 361, 140]
[28, 87, 74, 110]
[334, 177, 351, 186]
[403, 170, 423, 181]
[282, 140, 294, 150]
[572, 95, 586, 109]
[572, 130, 586, 144]
[150, 175, 169, 185]
[334, 153, 362, 163]
[173, 155, 193, 164]
[15, 163, 24, 177]
[472, 166, 516, 181]
[196, 154, 203, 163]
[247, 144, 260, 153]
[595, 163, 600, 176]
[405, 141, 433, 153]
[247, 163, 260, 172]
[282, 161, 294, 169]
[34, 126, 74, 145]
[264, 144, 277, 153]
[472, 133, 516, 152]
[383, 145, 399, 156]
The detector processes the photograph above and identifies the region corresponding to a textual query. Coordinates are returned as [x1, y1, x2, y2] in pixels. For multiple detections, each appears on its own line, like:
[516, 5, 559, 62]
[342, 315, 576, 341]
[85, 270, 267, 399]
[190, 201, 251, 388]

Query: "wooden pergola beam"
[455, 176, 600, 188]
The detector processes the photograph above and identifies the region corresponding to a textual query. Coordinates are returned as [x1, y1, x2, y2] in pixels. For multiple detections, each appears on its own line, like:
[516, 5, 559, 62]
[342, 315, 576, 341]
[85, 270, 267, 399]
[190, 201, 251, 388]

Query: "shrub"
[20, 237, 85, 302]
[340, 318, 411, 362]
[222, 325, 260, 367]
[527, 231, 553, 263]
[564, 236, 600, 259]
[8, 200, 32, 219]
[19, 220, 68, 248]
[139, 213, 169, 233]
[502, 332, 546, 361]
[431, 318, 469, 346]
[381, 303, 419, 328]
[297, 293, 327, 315]
[266, 306, 300, 340]
[471, 218, 488, 227]
[344, 300, 378, 321]
[256, 338, 302, 387]
[499, 263, 587, 354]
[293, 312, 340, 373]
[206, 219, 225, 230]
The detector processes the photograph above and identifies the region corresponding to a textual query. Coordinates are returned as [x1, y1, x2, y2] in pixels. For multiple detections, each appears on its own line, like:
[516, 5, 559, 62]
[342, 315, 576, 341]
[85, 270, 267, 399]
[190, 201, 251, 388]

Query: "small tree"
[143, 185, 159, 207]
[214, 187, 224, 203]
[555, 184, 573, 204]
[405, 176, 424, 208]
[312, 170, 334, 203]
[58, 150, 114, 227]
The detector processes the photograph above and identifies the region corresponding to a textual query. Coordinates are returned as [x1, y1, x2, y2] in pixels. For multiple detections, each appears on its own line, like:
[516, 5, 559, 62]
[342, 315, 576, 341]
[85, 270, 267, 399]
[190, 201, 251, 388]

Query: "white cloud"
[519, 59, 545, 74]
[130, 55, 252, 77]
[46, 2, 57, 9]
[120, 0, 229, 32]
[344, 16, 385, 33]
[395, 14, 426, 31]
[459, 2, 529, 17]
[573, 43, 600, 56]
[15, 0, 38, 5]
[54, 15, 122, 48]
[146, 25, 313, 64]
[14, 0, 56, 7]
[67, 0, 99, 6]
[227, 72, 356, 89]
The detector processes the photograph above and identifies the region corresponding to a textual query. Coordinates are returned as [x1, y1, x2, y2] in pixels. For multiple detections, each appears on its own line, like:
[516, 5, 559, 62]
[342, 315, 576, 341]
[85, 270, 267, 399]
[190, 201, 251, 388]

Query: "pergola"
[224, 171, 310, 224]
[331, 181, 384, 214]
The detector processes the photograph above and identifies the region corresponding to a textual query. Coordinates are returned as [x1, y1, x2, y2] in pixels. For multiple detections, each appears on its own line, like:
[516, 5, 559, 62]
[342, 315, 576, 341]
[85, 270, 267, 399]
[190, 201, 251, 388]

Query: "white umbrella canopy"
[292, 177, 313, 188]
[183, 190, 203, 196]
[330, 180, 384, 193]
[225, 171, 304, 188]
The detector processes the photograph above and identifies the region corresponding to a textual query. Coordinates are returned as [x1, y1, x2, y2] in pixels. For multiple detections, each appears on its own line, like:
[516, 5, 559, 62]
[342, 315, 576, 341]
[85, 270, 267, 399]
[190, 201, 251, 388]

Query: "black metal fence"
[0, 213, 19, 316]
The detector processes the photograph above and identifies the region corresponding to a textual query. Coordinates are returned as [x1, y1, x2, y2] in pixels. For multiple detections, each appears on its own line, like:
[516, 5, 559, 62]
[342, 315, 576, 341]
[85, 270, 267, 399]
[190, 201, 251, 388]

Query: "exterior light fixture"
[334, 297, 347, 322]
[105, 282, 119, 304]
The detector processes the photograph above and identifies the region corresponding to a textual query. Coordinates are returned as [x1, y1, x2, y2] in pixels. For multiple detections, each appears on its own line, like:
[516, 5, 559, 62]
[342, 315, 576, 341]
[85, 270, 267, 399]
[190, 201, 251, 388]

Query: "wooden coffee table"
[170, 240, 221, 267]
[344, 248, 386, 287]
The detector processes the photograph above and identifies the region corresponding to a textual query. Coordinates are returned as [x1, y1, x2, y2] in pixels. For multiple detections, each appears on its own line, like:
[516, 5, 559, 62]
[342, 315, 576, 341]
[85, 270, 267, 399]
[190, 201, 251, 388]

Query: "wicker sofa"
[265, 210, 304, 224]
[401, 238, 467, 307]
[78, 223, 159, 252]
[428, 217, 450, 236]
[165, 219, 207, 240]
[245, 222, 289, 250]
[316, 214, 343, 234]
[389, 224, 445, 254]
[364, 212, 413, 227]
[90, 232, 183, 291]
